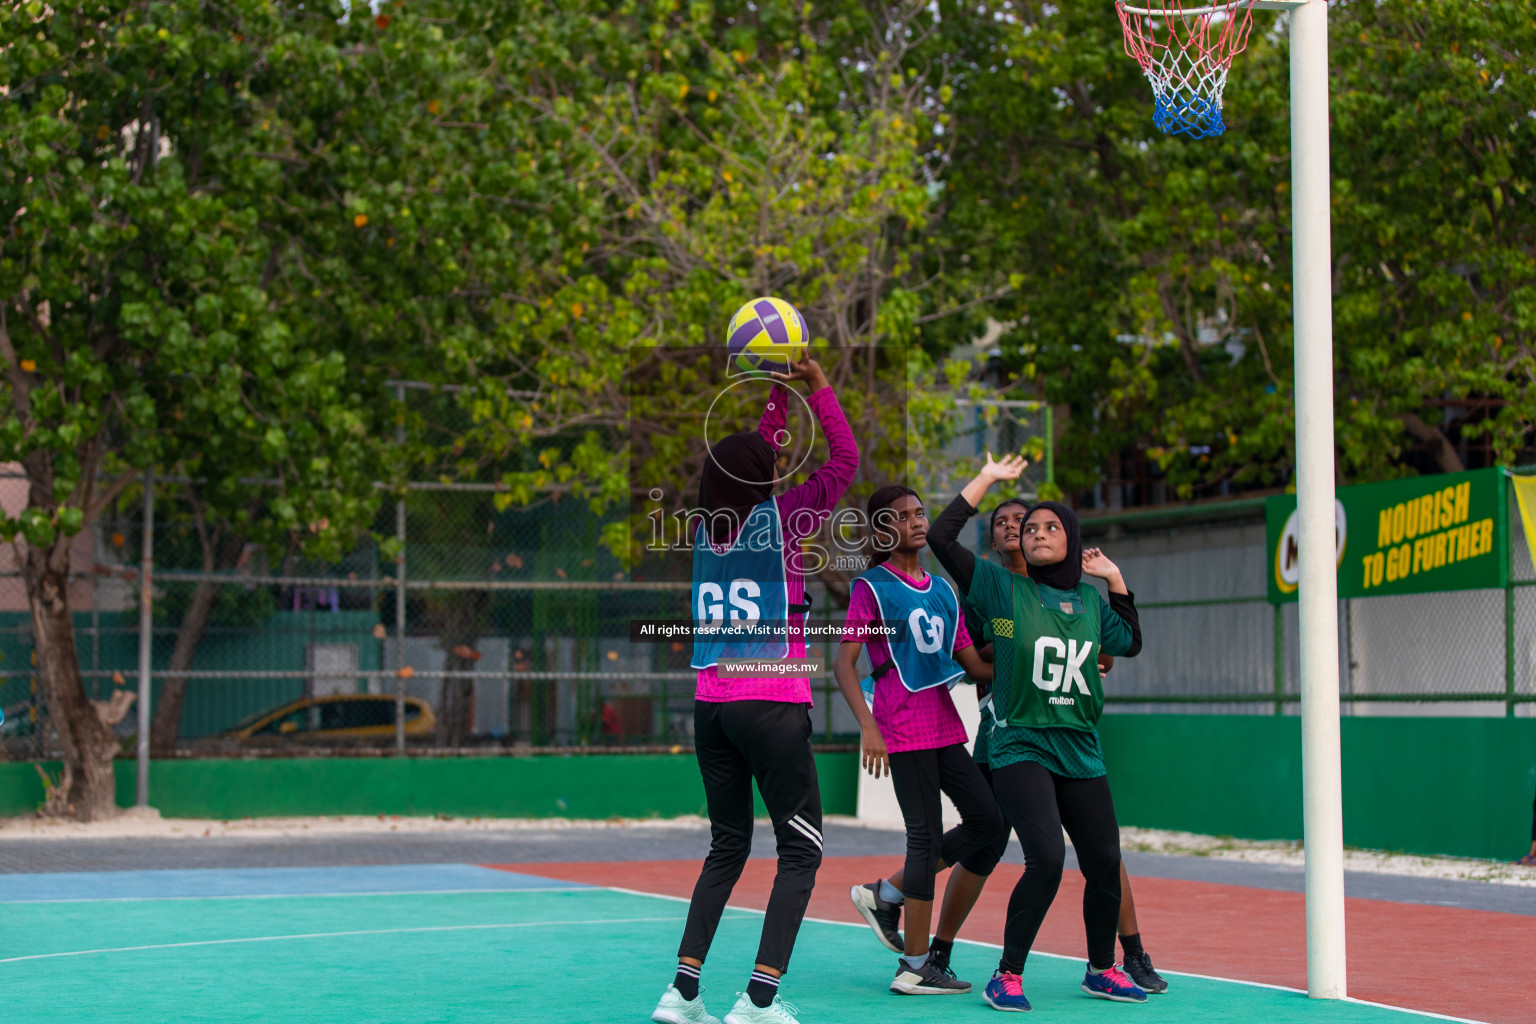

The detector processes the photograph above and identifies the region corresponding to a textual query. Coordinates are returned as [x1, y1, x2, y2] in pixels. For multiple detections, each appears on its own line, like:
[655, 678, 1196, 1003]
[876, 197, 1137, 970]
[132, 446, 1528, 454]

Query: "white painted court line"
[600, 884, 1488, 1023]
[0, 886, 593, 905]
[0, 915, 689, 964]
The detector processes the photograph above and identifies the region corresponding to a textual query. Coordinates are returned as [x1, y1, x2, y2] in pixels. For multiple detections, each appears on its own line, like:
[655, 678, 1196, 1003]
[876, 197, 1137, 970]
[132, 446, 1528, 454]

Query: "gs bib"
[690, 498, 790, 669]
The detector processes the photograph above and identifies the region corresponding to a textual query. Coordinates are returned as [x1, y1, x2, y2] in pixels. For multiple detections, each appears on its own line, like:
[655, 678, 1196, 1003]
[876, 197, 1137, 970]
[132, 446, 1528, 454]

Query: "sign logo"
[1274, 500, 1347, 595]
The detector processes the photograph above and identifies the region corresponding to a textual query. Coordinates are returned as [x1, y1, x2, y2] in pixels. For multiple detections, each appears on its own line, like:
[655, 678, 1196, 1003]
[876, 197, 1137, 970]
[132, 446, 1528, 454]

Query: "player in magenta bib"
[654, 357, 858, 1024]
[833, 485, 1006, 997]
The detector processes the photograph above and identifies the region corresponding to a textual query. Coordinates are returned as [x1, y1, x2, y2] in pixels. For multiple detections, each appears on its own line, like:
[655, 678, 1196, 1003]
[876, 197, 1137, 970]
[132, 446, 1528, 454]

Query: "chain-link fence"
[4, 448, 1531, 761]
[1088, 480, 1536, 718]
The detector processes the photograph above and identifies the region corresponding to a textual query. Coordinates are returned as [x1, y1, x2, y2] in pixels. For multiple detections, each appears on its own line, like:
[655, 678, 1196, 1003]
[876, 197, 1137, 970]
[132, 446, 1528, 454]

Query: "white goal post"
[1114, 0, 1346, 999]
[1286, 0, 1346, 1001]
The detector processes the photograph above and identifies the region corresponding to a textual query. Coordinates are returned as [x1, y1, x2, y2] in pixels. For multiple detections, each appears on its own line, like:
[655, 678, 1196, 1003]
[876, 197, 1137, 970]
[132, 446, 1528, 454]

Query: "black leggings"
[888, 744, 1006, 901]
[959, 761, 1011, 876]
[678, 699, 824, 973]
[989, 760, 1122, 972]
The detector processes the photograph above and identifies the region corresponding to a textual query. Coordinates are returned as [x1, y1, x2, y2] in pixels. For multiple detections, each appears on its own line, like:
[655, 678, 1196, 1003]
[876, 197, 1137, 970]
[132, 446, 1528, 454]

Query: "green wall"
[1098, 714, 1536, 861]
[3, 716, 1531, 861]
[0, 610, 381, 741]
[0, 751, 859, 822]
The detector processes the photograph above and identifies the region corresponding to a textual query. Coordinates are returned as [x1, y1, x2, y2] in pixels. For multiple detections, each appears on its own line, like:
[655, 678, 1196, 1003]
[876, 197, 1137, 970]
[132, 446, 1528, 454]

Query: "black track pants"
[888, 744, 1007, 900]
[989, 760, 1122, 971]
[677, 699, 823, 973]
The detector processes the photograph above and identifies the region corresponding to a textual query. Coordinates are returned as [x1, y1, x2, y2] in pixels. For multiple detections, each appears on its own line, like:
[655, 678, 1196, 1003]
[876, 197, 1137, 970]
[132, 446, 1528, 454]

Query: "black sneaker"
[890, 957, 972, 995]
[1123, 950, 1168, 993]
[849, 882, 904, 953]
[928, 944, 953, 979]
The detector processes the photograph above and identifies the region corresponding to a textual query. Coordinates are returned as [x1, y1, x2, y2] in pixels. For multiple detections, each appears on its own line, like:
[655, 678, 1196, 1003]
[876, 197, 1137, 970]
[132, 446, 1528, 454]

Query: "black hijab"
[1020, 500, 1082, 590]
[697, 431, 776, 543]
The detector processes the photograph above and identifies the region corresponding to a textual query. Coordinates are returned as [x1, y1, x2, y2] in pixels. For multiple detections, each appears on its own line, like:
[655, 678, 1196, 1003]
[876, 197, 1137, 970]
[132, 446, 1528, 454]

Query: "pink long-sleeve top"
[694, 383, 859, 705]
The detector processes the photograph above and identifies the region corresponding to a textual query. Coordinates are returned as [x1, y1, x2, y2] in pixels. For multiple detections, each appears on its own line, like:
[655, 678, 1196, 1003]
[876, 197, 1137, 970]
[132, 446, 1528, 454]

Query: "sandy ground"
[1119, 825, 1536, 887]
[3, 809, 1533, 888]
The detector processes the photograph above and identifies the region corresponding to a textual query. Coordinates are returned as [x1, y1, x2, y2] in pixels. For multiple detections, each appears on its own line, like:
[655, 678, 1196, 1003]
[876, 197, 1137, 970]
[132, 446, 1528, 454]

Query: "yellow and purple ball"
[726, 296, 808, 374]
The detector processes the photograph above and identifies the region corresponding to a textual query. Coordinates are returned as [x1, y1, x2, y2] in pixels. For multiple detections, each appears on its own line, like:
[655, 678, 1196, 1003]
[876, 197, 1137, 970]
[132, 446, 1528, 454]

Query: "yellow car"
[225, 694, 436, 745]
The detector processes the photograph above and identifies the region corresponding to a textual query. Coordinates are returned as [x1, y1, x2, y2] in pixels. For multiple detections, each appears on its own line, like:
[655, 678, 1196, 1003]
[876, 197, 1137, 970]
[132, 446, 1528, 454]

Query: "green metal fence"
[3, 457, 1530, 761]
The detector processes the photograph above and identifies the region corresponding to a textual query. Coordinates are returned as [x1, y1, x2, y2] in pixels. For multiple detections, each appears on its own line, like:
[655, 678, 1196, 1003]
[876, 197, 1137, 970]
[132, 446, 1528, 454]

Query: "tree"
[400, 0, 973, 581]
[934, 0, 1535, 499]
[0, 2, 400, 817]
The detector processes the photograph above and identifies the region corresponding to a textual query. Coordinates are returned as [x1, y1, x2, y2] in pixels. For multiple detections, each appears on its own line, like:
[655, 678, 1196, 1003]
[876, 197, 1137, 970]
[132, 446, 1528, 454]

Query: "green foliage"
[937, 0, 1535, 495]
[345, 0, 971, 557]
[0, 1, 402, 557]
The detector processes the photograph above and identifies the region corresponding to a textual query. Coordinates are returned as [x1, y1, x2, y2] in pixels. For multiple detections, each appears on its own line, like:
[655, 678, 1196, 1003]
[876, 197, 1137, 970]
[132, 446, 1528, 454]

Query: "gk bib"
[1001, 577, 1104, 731]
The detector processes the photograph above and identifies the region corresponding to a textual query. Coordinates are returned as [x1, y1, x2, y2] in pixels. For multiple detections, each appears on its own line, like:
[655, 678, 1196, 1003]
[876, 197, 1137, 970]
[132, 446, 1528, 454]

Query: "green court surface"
[0, 873, 1464, 1023]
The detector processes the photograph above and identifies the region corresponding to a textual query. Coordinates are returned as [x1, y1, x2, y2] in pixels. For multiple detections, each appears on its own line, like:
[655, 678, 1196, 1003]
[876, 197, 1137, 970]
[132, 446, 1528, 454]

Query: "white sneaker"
[722, 992, 802, 1024]
[652, 984, 723, 1024]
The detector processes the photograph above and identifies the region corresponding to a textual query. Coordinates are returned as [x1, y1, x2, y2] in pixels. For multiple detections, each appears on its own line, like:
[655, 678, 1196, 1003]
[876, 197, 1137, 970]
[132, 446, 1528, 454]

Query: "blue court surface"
[0, 863, 1484, 1023]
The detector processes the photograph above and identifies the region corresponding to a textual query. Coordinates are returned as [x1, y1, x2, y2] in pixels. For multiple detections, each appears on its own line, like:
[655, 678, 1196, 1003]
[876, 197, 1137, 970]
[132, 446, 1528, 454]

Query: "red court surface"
[499, 856, 1533, 1024]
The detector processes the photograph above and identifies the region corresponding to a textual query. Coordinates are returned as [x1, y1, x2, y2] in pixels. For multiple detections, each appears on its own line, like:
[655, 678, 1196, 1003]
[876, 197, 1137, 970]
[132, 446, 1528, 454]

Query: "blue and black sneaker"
[1080, 964, 1147, 1003]
[849, 882, 904, 954]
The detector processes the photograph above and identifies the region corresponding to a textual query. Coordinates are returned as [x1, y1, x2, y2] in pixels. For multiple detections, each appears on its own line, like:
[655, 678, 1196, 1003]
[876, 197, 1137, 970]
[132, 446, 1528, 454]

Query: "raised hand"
[962, 451, 1029, 508]
[1082, 547, 1128, 595]
[769, 356, 829, 392]
[980, 451, 1029, 482]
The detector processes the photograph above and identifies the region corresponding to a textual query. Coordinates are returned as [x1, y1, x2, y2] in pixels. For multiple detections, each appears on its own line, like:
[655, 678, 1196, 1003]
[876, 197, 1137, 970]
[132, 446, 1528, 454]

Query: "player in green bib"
[938, 488, 1167, 994]
[926, 454, 1148, 1011]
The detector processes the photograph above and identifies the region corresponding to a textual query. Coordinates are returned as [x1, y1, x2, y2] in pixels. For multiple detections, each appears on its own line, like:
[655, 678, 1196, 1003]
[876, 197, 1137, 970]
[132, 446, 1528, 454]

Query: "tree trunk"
[1398, 411, 1466, 474]
[1158, 278, 1207, 384]
[149, 579, 220, 757]
[440, 650, 476, 748]
[23, 537, 120, 821]
[150, 493, 248, 757]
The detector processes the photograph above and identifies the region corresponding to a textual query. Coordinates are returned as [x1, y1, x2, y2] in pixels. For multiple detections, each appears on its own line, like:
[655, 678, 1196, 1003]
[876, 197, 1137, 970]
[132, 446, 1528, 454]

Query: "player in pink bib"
[833, 485, 1007, 997]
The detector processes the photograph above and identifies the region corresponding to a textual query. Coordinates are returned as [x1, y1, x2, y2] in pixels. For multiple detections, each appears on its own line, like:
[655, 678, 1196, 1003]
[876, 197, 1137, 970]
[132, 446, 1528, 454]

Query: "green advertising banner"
[1265, 467, 1508, 604]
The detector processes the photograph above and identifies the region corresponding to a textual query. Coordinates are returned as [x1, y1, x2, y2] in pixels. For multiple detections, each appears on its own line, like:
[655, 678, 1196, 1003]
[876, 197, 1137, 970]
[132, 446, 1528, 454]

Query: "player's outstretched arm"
[1084, 547, 1142, 658]
[771, 357, 857, 525]
[960, 451, 1028, 509]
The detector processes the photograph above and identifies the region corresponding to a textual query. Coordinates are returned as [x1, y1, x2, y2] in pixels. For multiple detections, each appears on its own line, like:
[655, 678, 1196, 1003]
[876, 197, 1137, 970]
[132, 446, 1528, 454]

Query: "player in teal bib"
[833, 486, 1004, 997]
[926, 453, 1149, 1010]
[690, 497, 790, 669]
